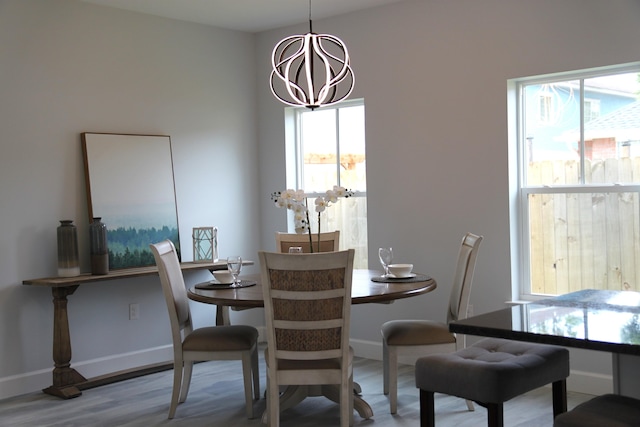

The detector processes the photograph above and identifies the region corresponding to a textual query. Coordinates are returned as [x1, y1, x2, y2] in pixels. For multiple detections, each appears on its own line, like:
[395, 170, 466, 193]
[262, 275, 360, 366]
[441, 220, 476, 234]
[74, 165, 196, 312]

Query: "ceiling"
[81, 0, 405, 33]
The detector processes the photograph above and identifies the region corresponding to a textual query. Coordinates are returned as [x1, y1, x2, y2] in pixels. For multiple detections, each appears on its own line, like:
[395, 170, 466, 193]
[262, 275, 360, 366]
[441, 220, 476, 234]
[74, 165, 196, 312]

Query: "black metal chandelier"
[269, 1, 355, 110]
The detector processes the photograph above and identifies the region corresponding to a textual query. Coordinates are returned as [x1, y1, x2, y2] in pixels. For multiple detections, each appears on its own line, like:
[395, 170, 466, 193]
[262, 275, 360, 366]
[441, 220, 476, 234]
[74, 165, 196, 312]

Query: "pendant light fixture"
[270, 0, 355, 110]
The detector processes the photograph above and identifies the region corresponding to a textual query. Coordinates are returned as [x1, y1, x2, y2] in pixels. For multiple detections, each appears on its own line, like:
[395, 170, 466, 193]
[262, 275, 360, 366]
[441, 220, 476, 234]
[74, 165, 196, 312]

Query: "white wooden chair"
[259, 249, 355, 427]
[381, 232, 483, 414]
[274, 231, 340, 253]
[150, 240, 260, 419]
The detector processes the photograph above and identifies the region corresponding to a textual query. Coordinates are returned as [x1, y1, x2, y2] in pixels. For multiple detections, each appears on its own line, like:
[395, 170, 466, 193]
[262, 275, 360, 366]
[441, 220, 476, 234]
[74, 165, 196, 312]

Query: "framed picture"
[82, 133, 181, 269]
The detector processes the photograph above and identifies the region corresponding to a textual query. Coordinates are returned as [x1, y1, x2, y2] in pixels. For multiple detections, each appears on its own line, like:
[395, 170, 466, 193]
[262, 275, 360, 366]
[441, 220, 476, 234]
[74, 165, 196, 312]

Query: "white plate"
[388, 273, 416, 279]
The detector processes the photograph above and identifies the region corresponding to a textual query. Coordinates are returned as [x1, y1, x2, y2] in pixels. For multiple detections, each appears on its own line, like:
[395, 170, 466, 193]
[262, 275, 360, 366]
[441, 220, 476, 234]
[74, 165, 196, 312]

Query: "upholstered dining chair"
[150, 240, 260, 419]
[259, 249, 355, 427]
[381, 232, 483, 414]
[275, 231, 340, 253]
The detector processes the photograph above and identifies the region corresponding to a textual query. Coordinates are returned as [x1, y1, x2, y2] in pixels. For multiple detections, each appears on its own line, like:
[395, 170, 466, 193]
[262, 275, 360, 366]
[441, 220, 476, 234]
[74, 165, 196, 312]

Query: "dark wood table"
[22, 260, 235, 399]
[187, 268, 437, 421]
[450, 289, 640, 397]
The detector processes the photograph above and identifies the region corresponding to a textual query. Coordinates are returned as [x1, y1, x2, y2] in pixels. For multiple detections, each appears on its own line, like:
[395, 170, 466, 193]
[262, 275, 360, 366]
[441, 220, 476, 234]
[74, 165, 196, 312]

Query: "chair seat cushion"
[554, 394, 640, 427]
[382, 320, 455, 346]
[415, 338, 569, 403]
[183, 325, 258, 352]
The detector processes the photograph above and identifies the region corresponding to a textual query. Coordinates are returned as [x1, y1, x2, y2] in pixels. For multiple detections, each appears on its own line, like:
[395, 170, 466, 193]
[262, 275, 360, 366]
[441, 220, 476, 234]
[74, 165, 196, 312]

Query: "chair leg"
[465, 399, 475, 411]
[383, 340, 389, 395]
[179, 360, 193, 403]
[419, 389, 435, 427]
[251, 346, 260, 400]
[241, 352, 254, 419]
[487, 403, 504, 427]
[340, 373, 351, 427]
[267, 376, 280, 427]
[386, 344, 399, 413]
[349, 372, 354, 427]
[552, 379, 567, 417]
[168, 360, 183, 419]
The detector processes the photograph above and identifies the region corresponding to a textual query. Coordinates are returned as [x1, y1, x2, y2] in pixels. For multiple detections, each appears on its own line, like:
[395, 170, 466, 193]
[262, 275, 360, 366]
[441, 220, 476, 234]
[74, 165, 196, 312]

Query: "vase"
[89, 217, 109, 275]
[57, 220, 80, 277]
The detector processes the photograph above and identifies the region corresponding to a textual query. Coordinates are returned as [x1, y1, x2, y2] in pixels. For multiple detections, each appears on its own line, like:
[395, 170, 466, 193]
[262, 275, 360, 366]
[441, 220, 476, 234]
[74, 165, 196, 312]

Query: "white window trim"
[508, 62, 640, 301]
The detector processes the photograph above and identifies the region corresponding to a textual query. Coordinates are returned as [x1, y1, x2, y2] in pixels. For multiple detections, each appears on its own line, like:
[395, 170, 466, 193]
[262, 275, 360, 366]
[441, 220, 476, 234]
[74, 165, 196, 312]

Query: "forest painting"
[82, 133, 181, 269]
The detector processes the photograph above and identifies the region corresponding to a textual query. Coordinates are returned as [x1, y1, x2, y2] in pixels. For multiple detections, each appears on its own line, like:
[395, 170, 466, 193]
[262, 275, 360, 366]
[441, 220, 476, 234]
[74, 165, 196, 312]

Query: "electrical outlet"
[129, 303, 140, 320]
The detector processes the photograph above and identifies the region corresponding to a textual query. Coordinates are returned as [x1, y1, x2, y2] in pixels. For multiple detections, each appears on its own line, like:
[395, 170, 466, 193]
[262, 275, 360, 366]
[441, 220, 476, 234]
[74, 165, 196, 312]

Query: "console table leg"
[44, 285, 86, 399]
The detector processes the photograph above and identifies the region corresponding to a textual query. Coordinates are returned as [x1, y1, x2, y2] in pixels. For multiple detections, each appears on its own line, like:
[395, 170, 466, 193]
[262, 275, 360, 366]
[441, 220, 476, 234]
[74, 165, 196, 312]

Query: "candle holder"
[192, 226, 218, 263]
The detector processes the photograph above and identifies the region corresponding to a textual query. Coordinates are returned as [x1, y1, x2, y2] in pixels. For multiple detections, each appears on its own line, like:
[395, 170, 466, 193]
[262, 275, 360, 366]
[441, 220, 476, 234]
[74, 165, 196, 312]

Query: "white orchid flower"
[315, 197, 328, 213]
[325, 189, 338, 203]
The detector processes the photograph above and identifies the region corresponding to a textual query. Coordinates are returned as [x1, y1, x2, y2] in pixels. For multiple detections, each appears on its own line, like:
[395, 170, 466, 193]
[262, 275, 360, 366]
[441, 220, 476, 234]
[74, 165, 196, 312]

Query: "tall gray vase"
[57, 220, 80, 277]
[89, 217, 109, 275]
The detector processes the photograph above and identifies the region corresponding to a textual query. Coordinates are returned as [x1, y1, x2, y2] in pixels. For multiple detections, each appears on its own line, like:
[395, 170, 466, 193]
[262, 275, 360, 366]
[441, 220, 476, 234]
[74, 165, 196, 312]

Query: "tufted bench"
[554, 393, 640, 426]
[415, 338, 570, 427]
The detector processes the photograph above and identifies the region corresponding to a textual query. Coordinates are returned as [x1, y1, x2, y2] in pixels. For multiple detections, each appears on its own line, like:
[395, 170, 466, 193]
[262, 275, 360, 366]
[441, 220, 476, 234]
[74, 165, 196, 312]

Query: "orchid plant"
[271, 185, 354, 252]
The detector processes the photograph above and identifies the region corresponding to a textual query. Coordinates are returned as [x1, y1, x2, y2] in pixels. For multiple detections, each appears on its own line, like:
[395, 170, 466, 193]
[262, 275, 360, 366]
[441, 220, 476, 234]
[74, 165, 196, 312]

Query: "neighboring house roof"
[560, 99, 640, 142]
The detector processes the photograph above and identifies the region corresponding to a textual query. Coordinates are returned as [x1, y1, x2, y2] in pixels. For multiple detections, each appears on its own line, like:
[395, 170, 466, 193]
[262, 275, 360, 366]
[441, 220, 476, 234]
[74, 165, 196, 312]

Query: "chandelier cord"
[308, 0, 313, 33]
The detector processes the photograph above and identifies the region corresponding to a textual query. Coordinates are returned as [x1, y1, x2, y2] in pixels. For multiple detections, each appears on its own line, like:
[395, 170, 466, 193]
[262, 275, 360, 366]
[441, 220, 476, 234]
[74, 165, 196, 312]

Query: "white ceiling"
[81, 0, 405, 33]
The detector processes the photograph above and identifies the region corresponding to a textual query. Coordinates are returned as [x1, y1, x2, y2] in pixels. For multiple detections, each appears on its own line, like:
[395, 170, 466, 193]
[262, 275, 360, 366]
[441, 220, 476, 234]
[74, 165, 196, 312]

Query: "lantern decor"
[269, 0, 354, 110]
[192, 226, 218, 263]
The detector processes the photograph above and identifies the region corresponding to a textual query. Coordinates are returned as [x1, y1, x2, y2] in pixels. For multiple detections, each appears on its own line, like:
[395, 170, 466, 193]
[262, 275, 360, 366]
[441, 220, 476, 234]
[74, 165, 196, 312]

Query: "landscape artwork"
[82, 133, 181, 269]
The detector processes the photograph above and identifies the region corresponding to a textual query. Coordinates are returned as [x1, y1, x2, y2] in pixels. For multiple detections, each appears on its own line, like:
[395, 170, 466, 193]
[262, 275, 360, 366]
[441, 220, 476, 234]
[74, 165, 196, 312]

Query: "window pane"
[338, 105, 366, 191]
[528, 191, 640, 296]
[300, 109, 337, 192]
[581, 73, 640, 184]
[524, 81, 581, 184]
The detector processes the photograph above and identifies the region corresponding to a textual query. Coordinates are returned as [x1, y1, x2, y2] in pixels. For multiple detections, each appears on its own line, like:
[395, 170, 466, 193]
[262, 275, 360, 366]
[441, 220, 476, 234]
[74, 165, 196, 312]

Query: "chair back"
[150, 240, 192, 347]
[259, 249, 355, 365]
[447, 233, 483, 324]
[275, 231, 340, 253]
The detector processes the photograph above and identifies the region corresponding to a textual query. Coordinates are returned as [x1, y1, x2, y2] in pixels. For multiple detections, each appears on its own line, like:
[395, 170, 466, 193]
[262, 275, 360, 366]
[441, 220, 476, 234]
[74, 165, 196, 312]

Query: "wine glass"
[227, 256, 242, 287]
[378, 247, 393, 278]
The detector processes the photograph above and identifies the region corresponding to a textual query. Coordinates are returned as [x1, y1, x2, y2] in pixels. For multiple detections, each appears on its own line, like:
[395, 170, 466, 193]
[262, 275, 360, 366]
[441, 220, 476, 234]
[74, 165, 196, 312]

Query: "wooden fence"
[528, 157, 640, 294]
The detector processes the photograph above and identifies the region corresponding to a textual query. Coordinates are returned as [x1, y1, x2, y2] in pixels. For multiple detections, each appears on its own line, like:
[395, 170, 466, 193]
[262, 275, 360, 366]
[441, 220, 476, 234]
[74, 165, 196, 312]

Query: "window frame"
[510, 62, 640, 300]
[283, 99, 368, 266]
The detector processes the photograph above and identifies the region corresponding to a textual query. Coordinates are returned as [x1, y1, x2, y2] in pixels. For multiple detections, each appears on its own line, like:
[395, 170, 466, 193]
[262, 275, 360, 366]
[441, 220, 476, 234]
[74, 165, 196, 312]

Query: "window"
[584, 98, 600, 122]
[512, 63, 640, 298]
[285, 99, 368, 268]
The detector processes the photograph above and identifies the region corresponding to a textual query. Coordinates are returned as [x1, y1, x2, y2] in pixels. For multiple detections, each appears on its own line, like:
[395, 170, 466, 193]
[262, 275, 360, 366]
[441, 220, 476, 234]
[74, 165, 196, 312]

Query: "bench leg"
[487, 403, 504, 427]
[419, 389, 435, 427]
[552, 379, 567, 417]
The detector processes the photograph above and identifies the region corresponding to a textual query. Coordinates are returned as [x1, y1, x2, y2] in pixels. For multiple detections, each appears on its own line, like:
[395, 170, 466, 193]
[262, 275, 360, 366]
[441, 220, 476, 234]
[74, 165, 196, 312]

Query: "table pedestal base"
[260, 383, 373, 424]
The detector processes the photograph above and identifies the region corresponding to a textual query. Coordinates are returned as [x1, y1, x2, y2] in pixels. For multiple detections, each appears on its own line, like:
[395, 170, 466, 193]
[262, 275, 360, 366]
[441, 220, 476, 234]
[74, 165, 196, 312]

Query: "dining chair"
[553, 393, 640, 426]
[381, 232, 483, 414]
[150, 240, 260, 419]
[274, 230, 340, 253]
[259, 249, 355, 427]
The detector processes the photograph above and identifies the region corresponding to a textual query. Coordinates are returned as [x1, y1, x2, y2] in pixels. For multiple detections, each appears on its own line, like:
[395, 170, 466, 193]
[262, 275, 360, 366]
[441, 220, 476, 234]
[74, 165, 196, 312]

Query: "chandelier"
[269, 1, 355, 110]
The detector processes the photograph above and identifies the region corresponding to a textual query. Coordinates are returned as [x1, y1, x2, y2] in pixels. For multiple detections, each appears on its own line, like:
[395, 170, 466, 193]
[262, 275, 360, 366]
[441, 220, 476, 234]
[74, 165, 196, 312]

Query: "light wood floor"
[0, 349, 593, 426]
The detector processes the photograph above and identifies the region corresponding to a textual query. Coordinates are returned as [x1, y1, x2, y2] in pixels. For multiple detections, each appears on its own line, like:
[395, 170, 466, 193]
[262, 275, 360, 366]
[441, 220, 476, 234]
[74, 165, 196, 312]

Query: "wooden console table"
[23, 261, 229, 399]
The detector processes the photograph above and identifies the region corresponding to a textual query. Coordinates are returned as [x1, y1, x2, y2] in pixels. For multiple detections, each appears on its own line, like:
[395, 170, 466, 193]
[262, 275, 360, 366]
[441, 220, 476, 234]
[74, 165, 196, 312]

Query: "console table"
[23, 261, 229, 399]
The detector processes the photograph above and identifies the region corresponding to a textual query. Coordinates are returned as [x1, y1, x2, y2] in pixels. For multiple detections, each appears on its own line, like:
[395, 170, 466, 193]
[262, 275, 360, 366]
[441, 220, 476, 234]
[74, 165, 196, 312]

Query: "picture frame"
[81, 133, 181, 269]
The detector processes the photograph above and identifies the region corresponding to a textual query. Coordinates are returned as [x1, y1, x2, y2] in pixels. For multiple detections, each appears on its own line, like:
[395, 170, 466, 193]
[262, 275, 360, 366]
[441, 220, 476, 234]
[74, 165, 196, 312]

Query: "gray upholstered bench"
[415, 338, 569, 427]
[554, 394, 640, 426]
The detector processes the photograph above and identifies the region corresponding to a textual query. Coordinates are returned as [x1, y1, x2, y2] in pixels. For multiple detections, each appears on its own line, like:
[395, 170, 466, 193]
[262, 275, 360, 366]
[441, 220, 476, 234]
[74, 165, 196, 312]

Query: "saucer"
[388, 273, 416, 279]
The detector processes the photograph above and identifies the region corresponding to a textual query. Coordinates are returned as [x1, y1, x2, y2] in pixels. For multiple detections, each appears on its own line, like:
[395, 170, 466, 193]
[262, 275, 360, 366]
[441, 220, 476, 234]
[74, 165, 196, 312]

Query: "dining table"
[187, 268, 437, 421]
[449, 289, 640, 398]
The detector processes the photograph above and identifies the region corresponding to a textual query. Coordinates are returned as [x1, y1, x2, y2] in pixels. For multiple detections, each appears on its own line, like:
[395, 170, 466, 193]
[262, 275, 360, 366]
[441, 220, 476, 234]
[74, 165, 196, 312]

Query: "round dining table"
[187, 268, 437, 422]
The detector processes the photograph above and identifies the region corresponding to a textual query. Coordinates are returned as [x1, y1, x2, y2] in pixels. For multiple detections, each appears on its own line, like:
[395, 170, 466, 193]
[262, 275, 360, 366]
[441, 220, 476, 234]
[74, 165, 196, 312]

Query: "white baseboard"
[1, 337, 612, 401]
[0, 345, 173, 401]
[349, 338, 612, 396]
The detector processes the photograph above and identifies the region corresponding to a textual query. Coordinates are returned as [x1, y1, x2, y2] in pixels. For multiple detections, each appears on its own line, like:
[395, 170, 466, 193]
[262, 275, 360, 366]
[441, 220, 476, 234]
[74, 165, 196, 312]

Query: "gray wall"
[0, 0, 263, 398]
[2, 0, 640, 399]
[256, 0, 640, 394]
